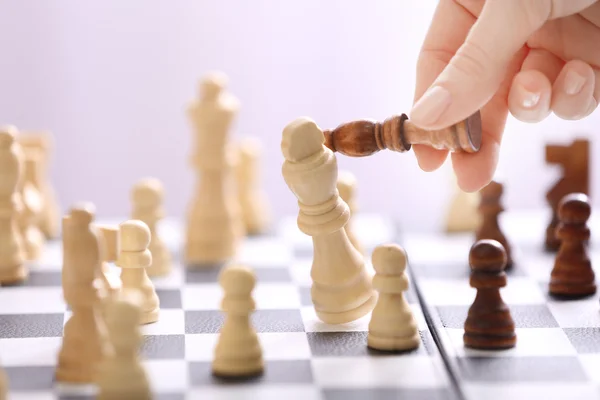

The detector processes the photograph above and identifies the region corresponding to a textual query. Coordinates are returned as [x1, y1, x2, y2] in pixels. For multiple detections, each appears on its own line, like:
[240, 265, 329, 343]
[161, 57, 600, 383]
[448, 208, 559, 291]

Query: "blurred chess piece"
[131, 178, 172, 276]
[337, 170, 362, 253]
[0, 126, 27, 284]
[18, 149, 45, 261]
[235, 137, 271, 235]
[18, 132, 60, 239]
[445, 173, 481, 233]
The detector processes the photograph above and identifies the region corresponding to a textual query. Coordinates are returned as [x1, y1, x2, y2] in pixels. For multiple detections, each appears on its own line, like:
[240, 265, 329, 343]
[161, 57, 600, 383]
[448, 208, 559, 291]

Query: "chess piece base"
[0, 264, 28, 284]
[463, 332, 516, 350]
[367, 332, 420, 352]
[315, 293, 377, 325]
[141, 307, 159, 324]
[212, 359, 264, 379]
[549, 281, 596, 299]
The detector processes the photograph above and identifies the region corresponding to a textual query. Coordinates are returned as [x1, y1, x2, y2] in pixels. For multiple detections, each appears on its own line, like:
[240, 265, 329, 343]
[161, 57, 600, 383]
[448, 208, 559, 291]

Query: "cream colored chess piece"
[116, 220, 159, 324]
[0, 363, 6, 400]
[281, 117, 376, 324]
[235, 137, 271, 235]
[18, 132, 60, 239]
[367, 243, 420, 351]
[56, 204, 107, 383]
[18, 150, 45, 261]
[185, 72, 244, 265]
[97, 290, 151, 400]
[337, 170, 362, 254]
[445, 174, 481, 233]
[212, 264, 263, 378]
[0, 126, 27, 284]
[97, 224, 122, 302]
[131, 178, 172, 276]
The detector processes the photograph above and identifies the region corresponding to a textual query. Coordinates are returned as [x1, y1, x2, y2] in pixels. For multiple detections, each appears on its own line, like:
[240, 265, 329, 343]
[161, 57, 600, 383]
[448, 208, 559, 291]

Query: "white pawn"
[19, 149, 45, 261]
[445, 174, 480, 233]
[212, 264, 263, 378]
[367, 244, 420, 351]
[337, 171, 362, 254]
[131, 178, 172, 276]
[97, 290, 151, 400]
[116, 220, 159, 324]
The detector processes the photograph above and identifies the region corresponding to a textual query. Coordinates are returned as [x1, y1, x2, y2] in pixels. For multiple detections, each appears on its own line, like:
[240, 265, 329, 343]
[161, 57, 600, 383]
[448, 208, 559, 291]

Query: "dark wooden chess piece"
[549, 193, 595, 299]
[475, 180, 513, 269]
[544, 140, 589, 251]
[464, 239, 516, 350]
[322, 111, 481, 156]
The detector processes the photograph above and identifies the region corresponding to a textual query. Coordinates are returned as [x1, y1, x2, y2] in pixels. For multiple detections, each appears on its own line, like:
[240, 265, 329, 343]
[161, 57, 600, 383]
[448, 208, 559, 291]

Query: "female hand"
[410, 0, 600, 192]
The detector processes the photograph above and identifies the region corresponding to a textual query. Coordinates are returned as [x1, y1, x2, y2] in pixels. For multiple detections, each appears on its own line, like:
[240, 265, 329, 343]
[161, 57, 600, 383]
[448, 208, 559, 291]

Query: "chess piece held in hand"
[212, 264, 263, 378]
[367, 243, 420, 352]
[463, 239, 516, 350]
[323, 111, 481, 157]
[549, 193, 595, 298]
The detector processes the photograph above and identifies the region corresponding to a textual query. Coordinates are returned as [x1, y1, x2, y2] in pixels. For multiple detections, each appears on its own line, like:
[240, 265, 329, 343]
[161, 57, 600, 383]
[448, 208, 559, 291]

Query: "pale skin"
[410, 0, 600, 192]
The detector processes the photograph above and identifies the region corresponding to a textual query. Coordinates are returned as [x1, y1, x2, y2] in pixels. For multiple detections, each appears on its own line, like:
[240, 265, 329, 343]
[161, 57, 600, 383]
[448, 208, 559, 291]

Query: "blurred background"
[1, 0, 598, 232]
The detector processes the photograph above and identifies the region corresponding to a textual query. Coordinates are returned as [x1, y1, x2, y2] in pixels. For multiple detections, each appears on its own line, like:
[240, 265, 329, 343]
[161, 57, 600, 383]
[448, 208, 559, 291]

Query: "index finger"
[411, 0, 479, 172]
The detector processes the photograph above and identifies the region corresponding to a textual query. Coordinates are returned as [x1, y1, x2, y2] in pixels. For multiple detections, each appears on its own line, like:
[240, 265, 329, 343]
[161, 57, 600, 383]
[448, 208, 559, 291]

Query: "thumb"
[410, 0, 548, 130]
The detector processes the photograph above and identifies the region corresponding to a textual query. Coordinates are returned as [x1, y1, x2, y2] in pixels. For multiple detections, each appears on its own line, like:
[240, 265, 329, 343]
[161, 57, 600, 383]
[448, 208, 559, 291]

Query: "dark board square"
[457, 356, 588, 382]
[189, 360, 313, 385]
[21, 271, 62, 287]
[185, 309, 304, 334]
[142, 334, 185, 359]
[564, 328, 600, 353]
[186, 267, 292, 283]
[155, 289, 182, 309]
[4, 366, 55, 390]
[410, 261, 527, 280]
[0, 314, 64, 338]
[307, 331, 427, 357]
[153, 395, 186, 400]
[437, 305, 558, 329]
[323, 388, 460, 400]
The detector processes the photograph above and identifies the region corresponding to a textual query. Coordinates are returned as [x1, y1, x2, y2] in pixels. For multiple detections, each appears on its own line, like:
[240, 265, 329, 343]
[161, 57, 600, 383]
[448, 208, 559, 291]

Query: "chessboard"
[0, 214, 460, 400]
[405, 209, 600, 400]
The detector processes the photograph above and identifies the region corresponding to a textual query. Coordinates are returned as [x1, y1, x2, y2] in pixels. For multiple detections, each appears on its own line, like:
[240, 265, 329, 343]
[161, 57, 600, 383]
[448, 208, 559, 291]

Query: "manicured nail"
[410, 86, 452, 126]
[518, 85, 541, 109]
[564, 69, 586, 95]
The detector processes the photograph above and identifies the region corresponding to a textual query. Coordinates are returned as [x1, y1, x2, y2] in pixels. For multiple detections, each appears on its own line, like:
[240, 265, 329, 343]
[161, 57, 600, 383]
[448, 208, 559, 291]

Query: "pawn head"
[281, 117, 324, 163]
[200, 71, 228, 100]
[469, 239, 507, 272]
[132, 177, 164, 207]
[69, 202, 96, 225]
[119, 219, 151, 252]
[371, 243, 407, 275]
[219, 264, 256, 295]
[558, 193, 590, 224]
[0, 126, 18, 148]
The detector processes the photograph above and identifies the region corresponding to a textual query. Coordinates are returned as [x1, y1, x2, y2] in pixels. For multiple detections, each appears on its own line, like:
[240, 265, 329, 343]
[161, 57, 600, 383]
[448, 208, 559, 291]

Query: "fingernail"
[410, 86, 452, 126]
[517, 85, 541, 109]
[564, 69, 586, 95]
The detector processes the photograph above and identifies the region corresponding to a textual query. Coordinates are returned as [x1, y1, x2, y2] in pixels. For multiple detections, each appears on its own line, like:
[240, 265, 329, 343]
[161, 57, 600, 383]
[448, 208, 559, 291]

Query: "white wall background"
[0, 0, 598, 232]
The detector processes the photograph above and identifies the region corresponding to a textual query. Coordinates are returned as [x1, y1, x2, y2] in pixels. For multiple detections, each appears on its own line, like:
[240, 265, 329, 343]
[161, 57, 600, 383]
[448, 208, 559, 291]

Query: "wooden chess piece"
[475, 180, 512, 269]
[131, 178, 172, 276]
[337, 170, 362, 253]
[549, 193, 595, 298]
[17, 132, 60, 240]
[0, 126, 27, 284]
[367, 243, 420, 352]
[445, 173, 481, 233]
[212, 264, 263, 378]
[116, 220, 160, 324]
[18, 149, 45, 261]
[322, 111, 481, 157]
[185, 72, 245, 265]
[96, 224, 122, 303]
[281, 117, 376, 324]
[56, 203, 107, 383]
[97, 290, 152, 400]
[544, 140, 589, 251]
[464, 239, 516, 350]
[235, 137, 271, 235]
[0, 363, 6, 400]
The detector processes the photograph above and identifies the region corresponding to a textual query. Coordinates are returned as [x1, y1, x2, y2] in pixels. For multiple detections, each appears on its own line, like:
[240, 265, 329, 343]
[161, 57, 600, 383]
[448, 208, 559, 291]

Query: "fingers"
[551, 60, 599, 119]
[410, 0, 549, 131]
[508, 70, 553, 122]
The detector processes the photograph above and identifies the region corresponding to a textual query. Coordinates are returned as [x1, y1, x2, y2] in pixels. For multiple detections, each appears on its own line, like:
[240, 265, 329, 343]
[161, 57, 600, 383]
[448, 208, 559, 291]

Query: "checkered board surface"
[404, 210, 600, 400]
[0, 214, 458, 400]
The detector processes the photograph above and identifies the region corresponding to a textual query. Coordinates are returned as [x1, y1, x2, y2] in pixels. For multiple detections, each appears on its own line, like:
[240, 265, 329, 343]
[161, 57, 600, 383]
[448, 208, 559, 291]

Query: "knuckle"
[449, 40, 496, 79]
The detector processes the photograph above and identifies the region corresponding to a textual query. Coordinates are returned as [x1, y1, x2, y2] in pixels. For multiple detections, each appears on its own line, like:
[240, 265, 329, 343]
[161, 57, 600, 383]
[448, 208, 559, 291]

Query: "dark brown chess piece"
[464, 239, 516, 350]
[549, 193, 595, 299]
[322, 111, 481, 157]
[475, 180, 513, 269]
[544, 140, 589, 251]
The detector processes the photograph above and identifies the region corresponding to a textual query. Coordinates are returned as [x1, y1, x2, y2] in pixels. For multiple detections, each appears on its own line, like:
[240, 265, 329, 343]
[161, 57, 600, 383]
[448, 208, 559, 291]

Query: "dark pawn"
[475, 181, 513, 269]
[549, 193, 595, 298]
[464, 239, 516, 350]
